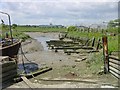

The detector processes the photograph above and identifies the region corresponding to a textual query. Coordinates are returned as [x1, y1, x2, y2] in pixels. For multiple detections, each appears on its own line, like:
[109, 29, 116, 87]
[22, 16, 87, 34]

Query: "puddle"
[18, 63, 38, 74]
[35, 36, 57, 51]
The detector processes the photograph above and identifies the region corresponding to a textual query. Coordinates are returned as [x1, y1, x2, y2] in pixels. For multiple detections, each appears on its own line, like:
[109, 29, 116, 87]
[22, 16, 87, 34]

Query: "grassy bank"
[67, 30, 118, 54]
[12, 31, 31, 41]
[16, 26, 67, 32]
[0, 31, 30, 41]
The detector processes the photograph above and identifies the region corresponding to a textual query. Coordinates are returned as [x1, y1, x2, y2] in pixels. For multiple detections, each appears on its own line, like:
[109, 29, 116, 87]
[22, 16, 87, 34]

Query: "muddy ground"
[8, 32, 118, 88]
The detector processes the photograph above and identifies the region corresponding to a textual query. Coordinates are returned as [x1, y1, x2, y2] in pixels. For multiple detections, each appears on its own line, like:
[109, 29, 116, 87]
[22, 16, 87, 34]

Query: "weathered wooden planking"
[21, 76, 36, 88]
[109, 56, 119, 59]
[14, 67, 52, 83]
[109, 58, 120, 66]
[47, 41, 80, 48]
[109, 66, 120, 76]
[0, 72, 17, 83]
[55, 46, 93, 50]
[0, 69, 17, 80]
[0, 61, 16, 68]
[0, 56, 9, 61]
[0, 64, 16, 74]
[109, 69, 120, 79]
[46, 40, 74, 45]
[64, 49, 99, 54]
[109, 62, 120, 71]
[0, 78, 14, 89]
[0, 59, 17, 89]
[26, 67, 52, 77]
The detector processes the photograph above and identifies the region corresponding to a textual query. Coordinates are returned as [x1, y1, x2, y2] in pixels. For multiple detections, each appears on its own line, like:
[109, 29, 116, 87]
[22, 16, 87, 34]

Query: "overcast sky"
[0, 0, 119, 26]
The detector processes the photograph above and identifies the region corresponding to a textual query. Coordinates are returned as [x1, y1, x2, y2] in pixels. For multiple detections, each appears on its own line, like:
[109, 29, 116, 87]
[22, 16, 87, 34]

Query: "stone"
[34, 80, 38, 83]
[97, 70, 104, 75]
[75, 59, 81, 62]
[59, 60, 62, 61]
[75, 58, 86, 62]
[72, 65, 76, 68]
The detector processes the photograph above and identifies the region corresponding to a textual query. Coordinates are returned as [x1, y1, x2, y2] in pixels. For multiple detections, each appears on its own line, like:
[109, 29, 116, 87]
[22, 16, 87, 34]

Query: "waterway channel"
[34, 36, 58, 51]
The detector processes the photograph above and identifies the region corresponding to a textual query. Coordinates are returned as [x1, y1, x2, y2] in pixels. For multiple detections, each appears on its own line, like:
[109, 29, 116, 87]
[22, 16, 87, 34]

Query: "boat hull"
[0, 40, 21, 57]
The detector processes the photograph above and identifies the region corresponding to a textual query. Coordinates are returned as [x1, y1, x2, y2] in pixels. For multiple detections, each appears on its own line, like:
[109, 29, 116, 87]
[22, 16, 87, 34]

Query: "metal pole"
[0, 11, 13, 43]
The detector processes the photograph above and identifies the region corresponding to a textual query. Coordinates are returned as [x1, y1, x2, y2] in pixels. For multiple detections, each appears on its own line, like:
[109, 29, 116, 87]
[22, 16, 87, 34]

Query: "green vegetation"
[108, 35, 118, 54]
[16, 26, 67, 32]
[0, 24, 30, 41]
[107, 19, 119, 28]
[67, 31, 103, 39]
[66, 26, 118, 54]
[67, 26, 77, 31]
[12, 31, 30, 41]
[86, 52, 104, 74]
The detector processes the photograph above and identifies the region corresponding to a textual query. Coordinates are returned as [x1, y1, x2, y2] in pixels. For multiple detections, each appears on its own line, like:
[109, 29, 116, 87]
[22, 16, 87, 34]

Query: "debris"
[34, 79, 38, 83]
[75, 59, 81, 62]
[75, 58, 87, 62]
[62, 65, 69, 67]
[65, 72, 78, 78]
[41, 63, 46, 66]
[101, 84, 115, 88]
[21, 76, 36, 88]
[72, 65, 76, 68]
[97, 70, 104, 75]
[59, 60, 62, 61]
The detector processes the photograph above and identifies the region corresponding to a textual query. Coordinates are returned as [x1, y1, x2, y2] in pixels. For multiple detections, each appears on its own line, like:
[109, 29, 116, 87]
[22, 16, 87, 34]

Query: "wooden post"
[91, 37, 95, 47]
[102, 36, 109, 74]
[96, 38, 100, 50]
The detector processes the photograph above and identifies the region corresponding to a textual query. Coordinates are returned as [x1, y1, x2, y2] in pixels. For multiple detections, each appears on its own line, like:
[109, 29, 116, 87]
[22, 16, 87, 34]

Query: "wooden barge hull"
[0, 40, 21, 57]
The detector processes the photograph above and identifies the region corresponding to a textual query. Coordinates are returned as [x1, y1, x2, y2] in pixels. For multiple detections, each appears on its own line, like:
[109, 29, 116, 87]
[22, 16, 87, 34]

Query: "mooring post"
[96, 38, 100, 50]
[91, 37, 95, 47]
[102, 36, 109, 74]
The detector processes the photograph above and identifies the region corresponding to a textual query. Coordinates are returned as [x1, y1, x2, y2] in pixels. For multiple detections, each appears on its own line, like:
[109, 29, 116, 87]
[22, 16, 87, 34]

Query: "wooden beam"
[21, 76, 36, 88]
[102, 36, 109, 74]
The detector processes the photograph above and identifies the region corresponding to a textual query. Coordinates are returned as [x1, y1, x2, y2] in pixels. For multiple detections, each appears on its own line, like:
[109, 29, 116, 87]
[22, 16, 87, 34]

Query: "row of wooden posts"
[69, 28, 108, 33]
[46, 36, 102, 55]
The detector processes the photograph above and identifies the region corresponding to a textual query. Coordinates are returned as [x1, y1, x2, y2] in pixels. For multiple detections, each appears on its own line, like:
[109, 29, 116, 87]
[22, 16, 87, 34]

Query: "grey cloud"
[0, 1, 118, 25]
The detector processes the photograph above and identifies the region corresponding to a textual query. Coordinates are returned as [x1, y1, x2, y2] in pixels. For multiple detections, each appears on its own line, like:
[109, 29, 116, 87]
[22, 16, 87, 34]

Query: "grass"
[86, 52, 104, 74]
[16, 26, 67, 32]
[67, 31, 103, 39]
[67, 30, 118, 54]
[0, 30, 30, 41]
[12, 31, 31, 41]
[108, 35, 118, 54]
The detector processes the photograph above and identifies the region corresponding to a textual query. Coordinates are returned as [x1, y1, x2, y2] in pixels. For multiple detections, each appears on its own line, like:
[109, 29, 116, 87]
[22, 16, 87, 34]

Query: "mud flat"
[8, 32, 118, 88]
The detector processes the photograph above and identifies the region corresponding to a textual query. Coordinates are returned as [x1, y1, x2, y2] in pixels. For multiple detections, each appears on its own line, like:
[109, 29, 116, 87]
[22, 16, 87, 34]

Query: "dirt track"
[8, 32, 118, 88]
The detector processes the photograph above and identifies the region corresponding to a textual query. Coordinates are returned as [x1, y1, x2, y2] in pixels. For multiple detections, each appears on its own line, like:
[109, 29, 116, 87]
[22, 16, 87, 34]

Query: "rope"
[20, 45, 33, 63]
[20, 45, 27, 74]
[19, 43, 37, 74]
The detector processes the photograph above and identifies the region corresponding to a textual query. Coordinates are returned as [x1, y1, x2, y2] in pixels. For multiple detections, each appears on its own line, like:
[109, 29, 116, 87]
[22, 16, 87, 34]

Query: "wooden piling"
[102, 36, 109, 74]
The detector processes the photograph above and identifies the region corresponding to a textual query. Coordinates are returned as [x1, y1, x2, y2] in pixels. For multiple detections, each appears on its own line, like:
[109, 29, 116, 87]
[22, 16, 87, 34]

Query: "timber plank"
[21, 76, 36, 88]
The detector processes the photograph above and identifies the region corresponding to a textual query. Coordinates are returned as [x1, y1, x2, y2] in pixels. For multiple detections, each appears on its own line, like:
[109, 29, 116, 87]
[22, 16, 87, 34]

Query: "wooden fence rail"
[108, 56, 120, 79]
[102, 36, 120, 79]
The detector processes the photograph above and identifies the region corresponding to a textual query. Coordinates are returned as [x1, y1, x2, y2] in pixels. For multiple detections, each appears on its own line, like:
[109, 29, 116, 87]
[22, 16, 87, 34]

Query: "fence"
[102, 36, 120, 79]
[109, 56, 120, 79]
